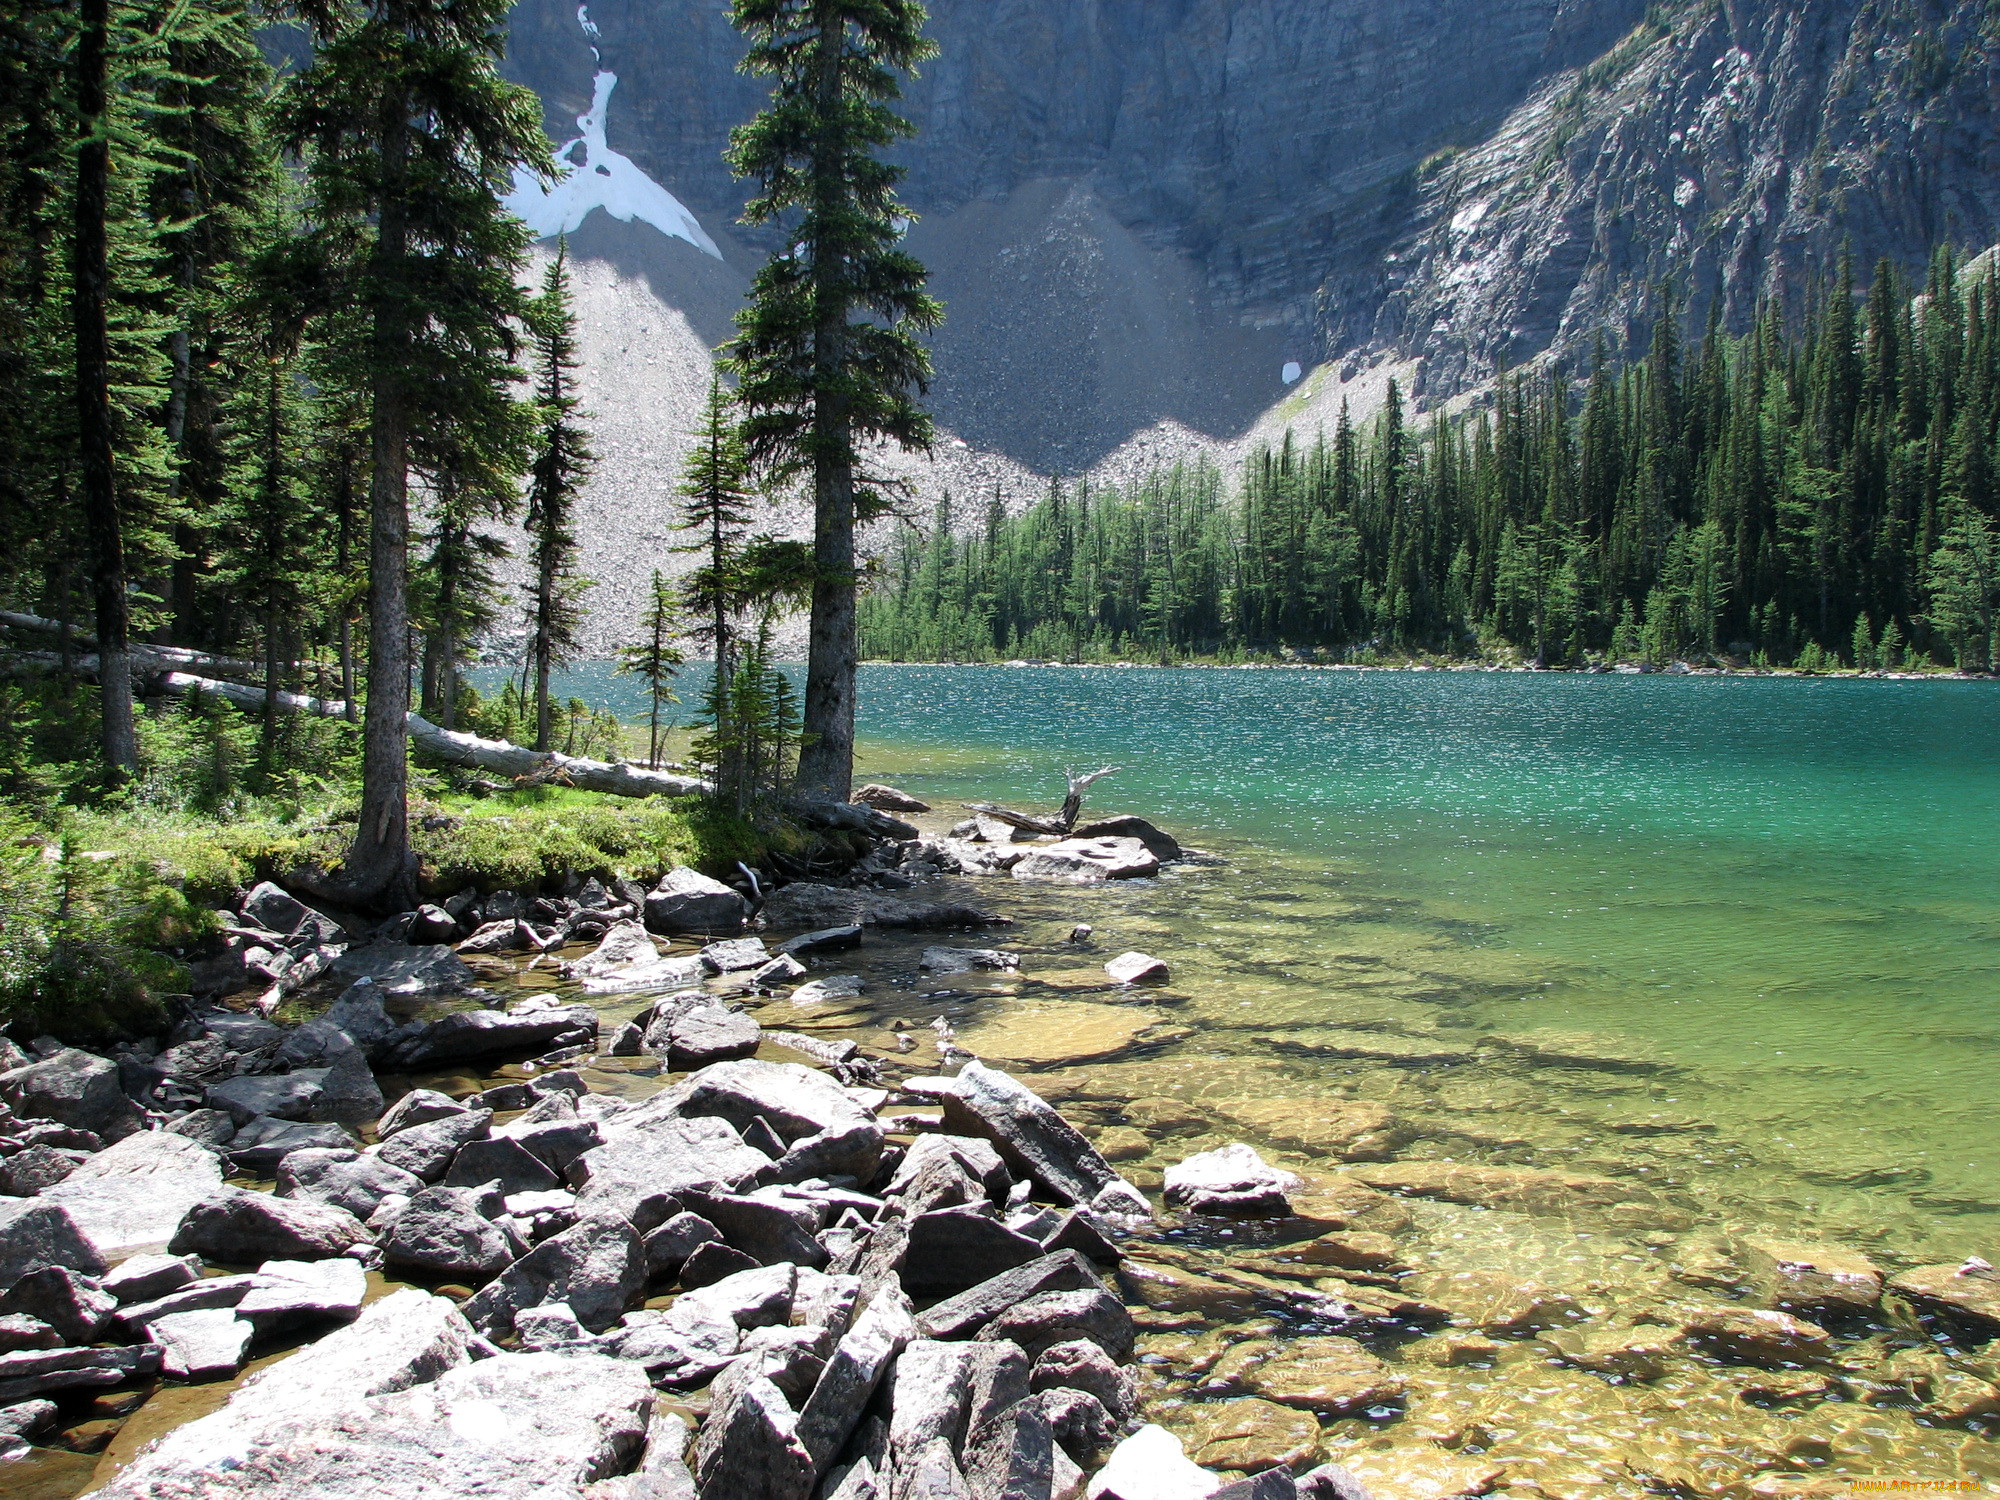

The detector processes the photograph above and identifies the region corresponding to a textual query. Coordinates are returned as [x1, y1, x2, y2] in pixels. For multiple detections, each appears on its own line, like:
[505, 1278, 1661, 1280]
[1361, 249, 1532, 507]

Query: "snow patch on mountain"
[503, 69, 721, 259]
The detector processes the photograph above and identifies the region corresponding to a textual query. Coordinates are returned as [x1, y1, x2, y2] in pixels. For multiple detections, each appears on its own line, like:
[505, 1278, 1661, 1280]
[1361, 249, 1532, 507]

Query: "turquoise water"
[491, 661, 2000, 1253]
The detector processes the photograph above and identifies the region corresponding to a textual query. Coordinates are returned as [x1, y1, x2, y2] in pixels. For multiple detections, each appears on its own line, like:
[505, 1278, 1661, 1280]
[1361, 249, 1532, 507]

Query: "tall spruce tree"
[617, 569, 683, 767]
[523, 243, 593, 752]
[725, 0, 942, 801]
[284, 0, 548, 903]
[675, 379, 753, 764]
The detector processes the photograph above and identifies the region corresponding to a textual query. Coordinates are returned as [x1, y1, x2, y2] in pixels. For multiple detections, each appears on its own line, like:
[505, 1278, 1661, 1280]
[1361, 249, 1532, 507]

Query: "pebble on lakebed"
[0, 858, 1995, 1499]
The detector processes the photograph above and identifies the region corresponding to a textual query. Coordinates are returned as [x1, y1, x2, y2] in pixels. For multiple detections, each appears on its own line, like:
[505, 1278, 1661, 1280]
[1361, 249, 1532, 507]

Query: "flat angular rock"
[1086, 1424, 1221, 1500]
[378, 1186, 519, 1279]
[444, 1135, 560, 1194]
[920, 946, 1020, 973]
[751, 954, 810, 986]
[925, 1062, 1147, 1215]
[312, 1043, 385, 1124]
[376, 1108, 492, 1182]
[164, 1109, 236, 1148]
[888, 1134, 1013, 1204]
[702, 937, 770, 973]
[791, 975, 866, 1007]
[0, 1200, 106, 1294]
[169, 1186, 373, 1264]
[105, 1348, 651, 1499]
[1257, 1029, 1473, 1067]
[1104, 951, 1170, 985]
[0, 1048, 142, 1142]
[377, 1088, 470, 1139]
[151, 1306, 254, 1381]
[98, 1288, 476, 1485]
[38, 1136, 227, 1264]
[235, 1258, 368, 1334]
[280, 981, 400, 1065]
[116, 1273, 259, 1328]
[277, 1148, 423, 1219]
[978, 1286, 1134, 1362]
[1888, 1260, 2000, 1337]
[0, 1264, 115, 1343]
[462, 1213, 645, 1337]
[1165, 1143, 1301, 1218]
[581, 953, 709, 996]
[773, 925, 864, 958]
[0, 1341, 164, 1404]
[495, 1117, 601, 1176]
[1070, 816, 1182, 863]
[207, 1071, 325, 1125]
[383, 1003, 597, 1070]
[1737, 1236, 1883, 1316]
[226, 1119, 356, 1172]
[571, 1115, 770, 1211]
[916, 1251, 1109, 1341]
[1012, 837, 1159, 883]
[904, 1208, 1047, 1295]
[644, 1211, 723, 1278]
[665, 1007, 763, 1071]
[664, 1059, 882, 1180]
[329, 941, 475, 995]
[681, 1189, 828, 1269]
[963, 1391, 1056, 1500]
[646, 867, 750, 937]
[103, 1253, 199, 1306]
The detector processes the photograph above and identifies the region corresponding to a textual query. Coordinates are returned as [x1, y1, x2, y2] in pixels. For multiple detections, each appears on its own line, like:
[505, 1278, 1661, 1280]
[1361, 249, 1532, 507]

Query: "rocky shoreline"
[2, 805, 1998, 1498]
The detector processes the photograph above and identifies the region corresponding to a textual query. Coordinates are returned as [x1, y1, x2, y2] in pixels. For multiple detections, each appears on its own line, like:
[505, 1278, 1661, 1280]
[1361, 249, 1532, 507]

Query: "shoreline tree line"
[1, 0, 941, 909]
[863, 254, 2000, 673]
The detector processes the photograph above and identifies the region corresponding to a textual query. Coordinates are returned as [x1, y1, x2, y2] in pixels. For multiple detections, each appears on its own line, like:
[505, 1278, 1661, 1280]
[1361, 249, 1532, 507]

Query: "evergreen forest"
[862, 256, 2000, 672]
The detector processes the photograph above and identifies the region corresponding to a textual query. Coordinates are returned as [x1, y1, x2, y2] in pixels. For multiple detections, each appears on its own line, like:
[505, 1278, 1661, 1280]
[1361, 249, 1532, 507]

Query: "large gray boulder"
[1164, 1142, 1302, 1218]
[96, 1288, 476, 1486]
[207, 1071, 326, 1124]
[381, 1002, 597, 1070]
[377, 1088, 469, 1138]
[1069, 815, 1183, 863]
[377, 1187, 519, 1280]
[0, 1199, 107, 1294]
[645, 867, 749, 937]
[660, 1060, 883, 1185]
[0, 1143, 78, 1196]
[692, 1361, 814, 1500]
[277, 1148, 423, 1220]
[328, 941, 475, 996]
[225, 1119, 356, 1172]
[0, 1264, 115, 1344]
[38, 1129, 224, 1260]
[0, 1048, 142, 1142]
[920, 1062, 1148, 1215]
[461, 1214, 645, 1337]
[102, 1344, 649, 1498]
[903, 1208, 1046, 1296]
[375, 1109, 492, 1182]
[443, 1136, 560, 1194]
[1011, 836, 1160, 882]
[679, 1190, 827, 1270]
[169, 1187, 373, 1264]
[279, 980, 400, 1067]
[660, 1006, 763, 1071]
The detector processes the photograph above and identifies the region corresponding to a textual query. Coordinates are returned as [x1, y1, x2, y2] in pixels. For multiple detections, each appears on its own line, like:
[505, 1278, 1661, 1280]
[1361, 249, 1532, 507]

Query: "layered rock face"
[1355, 0, 2000, 400]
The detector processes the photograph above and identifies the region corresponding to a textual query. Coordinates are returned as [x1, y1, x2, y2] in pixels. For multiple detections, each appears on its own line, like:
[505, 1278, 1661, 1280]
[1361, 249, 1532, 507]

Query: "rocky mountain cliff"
[491, 0, 2000, 651]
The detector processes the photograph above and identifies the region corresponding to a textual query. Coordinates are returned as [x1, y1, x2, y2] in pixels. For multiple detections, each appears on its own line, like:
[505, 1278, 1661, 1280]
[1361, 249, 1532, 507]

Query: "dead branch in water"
[963, 764, 1121, 836]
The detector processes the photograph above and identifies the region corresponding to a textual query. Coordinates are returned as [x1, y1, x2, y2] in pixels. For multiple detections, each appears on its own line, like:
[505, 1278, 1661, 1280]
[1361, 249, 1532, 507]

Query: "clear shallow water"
[494, 662, 2000, 1255]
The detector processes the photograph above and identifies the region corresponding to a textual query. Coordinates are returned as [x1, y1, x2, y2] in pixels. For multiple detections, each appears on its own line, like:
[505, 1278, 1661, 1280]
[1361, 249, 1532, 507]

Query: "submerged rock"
[1208, 1335, 1404, 1415]
[1886, 1260, 2000, 1338]
[1736, 1236, 1883, 1317]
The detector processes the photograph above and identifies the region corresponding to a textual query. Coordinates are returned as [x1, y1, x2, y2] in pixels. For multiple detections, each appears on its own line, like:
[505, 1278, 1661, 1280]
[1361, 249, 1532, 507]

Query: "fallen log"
[963, 764, 1121, 836]
[1, 611, 266, 679]
[144, 668, 717, 799]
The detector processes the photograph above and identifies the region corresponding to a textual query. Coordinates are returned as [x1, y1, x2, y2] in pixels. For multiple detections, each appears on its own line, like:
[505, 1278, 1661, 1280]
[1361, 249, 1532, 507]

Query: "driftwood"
[964, 765, 1121, 836]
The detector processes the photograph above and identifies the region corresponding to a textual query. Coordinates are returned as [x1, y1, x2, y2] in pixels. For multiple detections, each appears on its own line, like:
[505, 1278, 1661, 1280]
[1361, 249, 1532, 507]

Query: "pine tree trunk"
[794, 16, 857, 803]
[73, 0, 135, 781]
[346, 103, 414, 908]
[533, 547, 554, 751]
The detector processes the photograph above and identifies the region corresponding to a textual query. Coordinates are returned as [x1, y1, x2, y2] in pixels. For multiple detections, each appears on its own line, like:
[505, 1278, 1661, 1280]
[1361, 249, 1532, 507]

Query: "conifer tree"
[284, 0, 548, 903]
[523, 242, 593, 752]
[725, 0, 942, 801]
[617, 569, 684, 767]
[675, 378, 753, 768]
